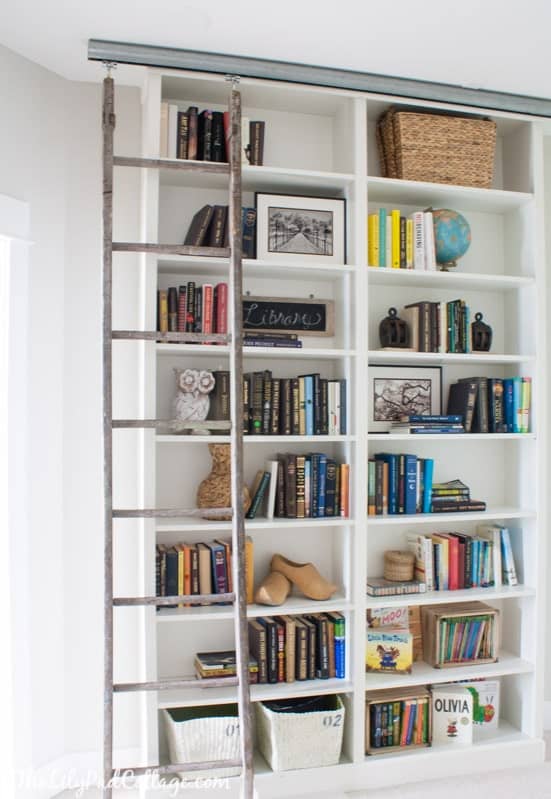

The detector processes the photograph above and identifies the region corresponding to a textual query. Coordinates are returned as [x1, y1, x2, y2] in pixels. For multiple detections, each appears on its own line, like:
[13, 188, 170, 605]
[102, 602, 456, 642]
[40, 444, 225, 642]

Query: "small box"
[365, 687, 431, 754]
[366, 628, 413, 674]
[421, 601, 499, 668]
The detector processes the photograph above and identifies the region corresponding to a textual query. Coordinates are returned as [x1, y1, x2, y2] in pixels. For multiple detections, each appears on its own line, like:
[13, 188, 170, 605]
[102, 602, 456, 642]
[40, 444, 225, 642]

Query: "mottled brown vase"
[196, 444, 251, 520]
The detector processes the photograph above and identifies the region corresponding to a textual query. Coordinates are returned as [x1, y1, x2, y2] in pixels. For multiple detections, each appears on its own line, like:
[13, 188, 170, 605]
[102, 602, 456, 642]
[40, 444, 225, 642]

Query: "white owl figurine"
[173, 369, 216, 431]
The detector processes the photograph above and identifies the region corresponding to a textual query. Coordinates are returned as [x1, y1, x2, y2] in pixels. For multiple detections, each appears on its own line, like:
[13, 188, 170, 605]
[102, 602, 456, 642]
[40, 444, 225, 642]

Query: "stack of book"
[246, 455, 350, 520]
[366, 688, 432, 752]
[390, 414, 465, 435]
[447, 376, 531, 433]
[183, 205, 256, 256]
[248, 612, 345, 684]
[157, 281, 228, 338]
[406, 524, 518, 593]
[155, 537, 253, 608]
[160, 103, 265, 165]
[194, 650, 259, 681]
[430, 479, 486, 513]
[243, 332, 302, 349]
[367, 208, 436, 270]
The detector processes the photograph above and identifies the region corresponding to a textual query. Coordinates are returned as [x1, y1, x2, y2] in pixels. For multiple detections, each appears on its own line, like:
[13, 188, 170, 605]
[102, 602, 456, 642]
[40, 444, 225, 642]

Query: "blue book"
[410, 427, 465, 434]
[405, 701, 417, 744]
[379, 208, 387, 267]
[304, 375, 314, 435]
[422, 458, 434, 513]
[408, 415, 462, 423]
[373, 704, 382, 747]
[503, 378, 514, 432]
[339, 379, 347, 435]
[471, 538, 480, 586]
[404, 454, 417, 514]
[317, 454, 328, 517]
[375, 454, 398, 514]
[465, 619, 481, 660]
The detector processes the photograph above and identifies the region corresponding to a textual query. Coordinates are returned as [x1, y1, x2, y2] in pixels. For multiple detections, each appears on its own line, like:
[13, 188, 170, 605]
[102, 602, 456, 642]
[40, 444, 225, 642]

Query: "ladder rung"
[112, 759, 242, 778]
[113, 593, 234, 606]
[113, 419, 231, 431]
[113, 242, 231, 258]
[113, 156, 230, 175]
[113, 507, 232, 518]
[113, 676, 238, 692]
[112, 330, 230, 344]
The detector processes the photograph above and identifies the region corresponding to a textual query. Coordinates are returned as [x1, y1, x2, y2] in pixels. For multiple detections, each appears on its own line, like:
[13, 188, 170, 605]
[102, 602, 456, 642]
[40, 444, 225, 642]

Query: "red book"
[450, 533, 466, 590]
[214, 282, 228, 336]
[440, 533, 460, 590]
[177, 286, 187, 332]
[202, 283, 214, 341]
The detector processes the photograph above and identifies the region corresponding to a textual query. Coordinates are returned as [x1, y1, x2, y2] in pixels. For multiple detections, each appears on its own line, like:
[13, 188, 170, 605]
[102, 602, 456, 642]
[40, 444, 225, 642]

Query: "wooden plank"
[112, 419, 231, 430]
[113, 242, 230, 257]
[102, 74, 115, 799]
[113, 760, 242, 778]
[114, 677, 238, 692]
[228, 84, 255, 799]
[114, 155, 230, 174]
[112, 330, 230, 343]
[113, 507, 232, 518]
[113, 592, 234, 606]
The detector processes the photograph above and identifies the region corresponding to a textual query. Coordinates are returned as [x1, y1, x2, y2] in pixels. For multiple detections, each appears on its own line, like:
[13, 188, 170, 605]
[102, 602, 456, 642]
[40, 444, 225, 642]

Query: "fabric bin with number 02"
[255, 694, 345, 771]
[163, 705, 240, 780]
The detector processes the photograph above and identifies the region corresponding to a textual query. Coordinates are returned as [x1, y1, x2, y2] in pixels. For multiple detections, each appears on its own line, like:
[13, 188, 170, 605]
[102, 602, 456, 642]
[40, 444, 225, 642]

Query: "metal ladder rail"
[102, 73, 254, 797]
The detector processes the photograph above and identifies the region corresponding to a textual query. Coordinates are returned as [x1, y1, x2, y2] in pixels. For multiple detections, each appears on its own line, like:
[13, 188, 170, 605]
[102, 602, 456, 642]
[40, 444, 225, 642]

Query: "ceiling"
[1, 0, 550, 100]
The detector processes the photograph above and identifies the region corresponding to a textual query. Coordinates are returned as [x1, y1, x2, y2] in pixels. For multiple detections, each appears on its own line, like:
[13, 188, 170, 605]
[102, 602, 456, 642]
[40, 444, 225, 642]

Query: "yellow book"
[406, 218, 414, 268]
[176, 544, 186, 608]
[366, 628, 412, 674]
[367, 213, 380, 266]
[391, 209, 401, 268]
[245, 535, 254, 604]
[521, 377, 531, 433]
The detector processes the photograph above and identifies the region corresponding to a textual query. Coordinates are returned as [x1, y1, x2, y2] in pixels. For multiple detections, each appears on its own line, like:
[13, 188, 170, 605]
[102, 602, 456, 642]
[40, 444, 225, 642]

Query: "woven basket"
[384, 550, 415, 582]
[377, 108, 496, 188]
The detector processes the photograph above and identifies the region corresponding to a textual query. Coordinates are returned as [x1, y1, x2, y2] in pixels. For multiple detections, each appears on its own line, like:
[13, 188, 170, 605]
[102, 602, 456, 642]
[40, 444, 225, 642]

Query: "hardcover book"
[366, 628, 413, 673]
[431, 686, 473, 745]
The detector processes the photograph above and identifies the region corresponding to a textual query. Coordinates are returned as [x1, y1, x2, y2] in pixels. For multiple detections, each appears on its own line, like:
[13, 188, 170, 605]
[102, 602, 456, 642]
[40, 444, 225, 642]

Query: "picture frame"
[255, 192, 346, 264]
[368, 365, 442, 433]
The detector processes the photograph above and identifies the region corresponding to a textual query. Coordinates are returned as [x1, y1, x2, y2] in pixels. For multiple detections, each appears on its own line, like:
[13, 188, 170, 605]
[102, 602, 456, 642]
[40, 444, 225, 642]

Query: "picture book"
[462, 678, 500, 732]
[431, 685, 473, 745]
[366, 628, 413, 674]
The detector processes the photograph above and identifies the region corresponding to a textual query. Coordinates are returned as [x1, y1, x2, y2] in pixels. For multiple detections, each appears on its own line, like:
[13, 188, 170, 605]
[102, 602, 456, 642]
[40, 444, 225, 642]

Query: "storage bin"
[376, 107, 497, 188]
[255, 694, 345, 771]
[163, 704, 241, 781]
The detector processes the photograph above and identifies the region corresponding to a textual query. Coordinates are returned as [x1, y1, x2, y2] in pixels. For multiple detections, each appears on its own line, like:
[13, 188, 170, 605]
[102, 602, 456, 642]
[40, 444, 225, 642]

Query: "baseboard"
[545, 701, 551, 730]
[18, 748, 140, 799]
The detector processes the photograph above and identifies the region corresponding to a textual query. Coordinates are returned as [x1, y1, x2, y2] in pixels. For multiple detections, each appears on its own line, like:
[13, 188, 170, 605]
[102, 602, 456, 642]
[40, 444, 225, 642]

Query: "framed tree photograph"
[255, 192, 346, 264]
[368, 365, 442, 432]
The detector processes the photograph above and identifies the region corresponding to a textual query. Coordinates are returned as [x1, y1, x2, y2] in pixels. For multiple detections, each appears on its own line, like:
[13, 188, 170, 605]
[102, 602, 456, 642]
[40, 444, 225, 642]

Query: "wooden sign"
[242, 296, 335, 336]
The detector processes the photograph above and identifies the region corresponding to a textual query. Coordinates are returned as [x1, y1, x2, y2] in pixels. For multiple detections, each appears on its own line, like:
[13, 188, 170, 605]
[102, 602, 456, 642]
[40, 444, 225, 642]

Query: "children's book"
[431, 685, 473, 745]
[366, 628, 412, 674]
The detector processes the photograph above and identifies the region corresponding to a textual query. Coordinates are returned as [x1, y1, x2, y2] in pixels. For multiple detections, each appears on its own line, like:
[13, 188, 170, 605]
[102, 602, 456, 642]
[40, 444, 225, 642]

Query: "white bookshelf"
[120, 66, 547, 797]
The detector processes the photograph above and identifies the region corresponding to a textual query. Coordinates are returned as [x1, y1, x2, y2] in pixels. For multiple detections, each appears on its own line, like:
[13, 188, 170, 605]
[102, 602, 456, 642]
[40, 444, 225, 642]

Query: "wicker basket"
[163, 705, 241, 781]
[384, 550, 415, 581]
[255, 694, 345, 771]
[377, 107, 496, 188]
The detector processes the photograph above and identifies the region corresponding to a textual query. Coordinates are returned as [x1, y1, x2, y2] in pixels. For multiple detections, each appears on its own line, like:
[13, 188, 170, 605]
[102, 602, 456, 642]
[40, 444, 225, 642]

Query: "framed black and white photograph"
[255, 192, 346, 264]
[368, 365, 442, 432]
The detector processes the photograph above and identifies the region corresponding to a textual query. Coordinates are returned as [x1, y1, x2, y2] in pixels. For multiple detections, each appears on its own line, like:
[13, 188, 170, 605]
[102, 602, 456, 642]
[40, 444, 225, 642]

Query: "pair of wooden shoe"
[254, 554, 337, 606]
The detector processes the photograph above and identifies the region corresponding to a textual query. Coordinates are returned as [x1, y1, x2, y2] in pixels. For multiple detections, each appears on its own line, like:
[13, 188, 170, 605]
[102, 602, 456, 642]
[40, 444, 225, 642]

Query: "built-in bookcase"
[115, 67, 546, 797]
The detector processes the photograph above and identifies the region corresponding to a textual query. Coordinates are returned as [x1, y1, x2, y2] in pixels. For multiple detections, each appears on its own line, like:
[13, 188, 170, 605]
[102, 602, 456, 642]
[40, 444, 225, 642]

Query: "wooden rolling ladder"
[102, 69, 254, 797]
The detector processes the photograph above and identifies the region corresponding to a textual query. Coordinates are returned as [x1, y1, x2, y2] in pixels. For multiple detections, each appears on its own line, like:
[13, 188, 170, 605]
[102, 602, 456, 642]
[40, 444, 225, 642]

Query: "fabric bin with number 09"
[255, 694, 345, 771]
[163, 705, 240, 780]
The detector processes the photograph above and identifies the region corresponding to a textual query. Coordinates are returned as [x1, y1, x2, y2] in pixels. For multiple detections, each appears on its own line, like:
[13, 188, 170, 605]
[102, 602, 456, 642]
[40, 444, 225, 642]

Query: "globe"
[432, 208, 471, 270]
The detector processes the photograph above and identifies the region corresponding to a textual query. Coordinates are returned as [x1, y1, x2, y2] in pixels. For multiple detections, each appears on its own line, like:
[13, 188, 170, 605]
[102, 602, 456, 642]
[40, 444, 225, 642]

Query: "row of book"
[393, 299, 472, 353]
[155, 537, 254, 607]
[367, 456, 485, 516]
[248, 612, 346, 683]
[368, 693, 430, 748]
[367, 208, 437, 270]
[160, 102, 265, 165]
[437, 612, 496, 665]
[183, 204, 256, 255]
[447, 377, 531, 433]
[406, 524, 519, 593]
[158, 281, 228, 336]
[247, 456, 350, 520]
[389, 414, 464, 435]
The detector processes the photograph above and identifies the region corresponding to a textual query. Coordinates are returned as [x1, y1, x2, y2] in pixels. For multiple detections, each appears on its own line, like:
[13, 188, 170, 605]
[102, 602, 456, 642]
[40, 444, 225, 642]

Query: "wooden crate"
[421, 601, 499, 668]
[365, 686, 432, 754]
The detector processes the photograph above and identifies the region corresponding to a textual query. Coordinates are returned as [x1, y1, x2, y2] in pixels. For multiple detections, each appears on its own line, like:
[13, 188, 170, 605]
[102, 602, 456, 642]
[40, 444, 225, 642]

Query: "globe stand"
[437, 260, 458, 273]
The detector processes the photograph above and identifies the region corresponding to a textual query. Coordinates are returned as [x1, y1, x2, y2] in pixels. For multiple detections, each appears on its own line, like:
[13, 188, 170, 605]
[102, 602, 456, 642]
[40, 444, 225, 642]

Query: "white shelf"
[157, 595, 352, 623]
[368, 433, 535, 441]
[157, 677, 354, 710]
[365, 584, 535, 609]
[159, 162, 355, 192]
[368, 350, 535, 365]
[367, 176, 534, 213]
[367, 266, 534, 292]
[366, 507, 536, 525]
[156, 516, 355, 533]
[155, 434, 354, 444]
[365, 650, 533, 691]
[156, 344, 356, 359]
[158, 255, 356, 280]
